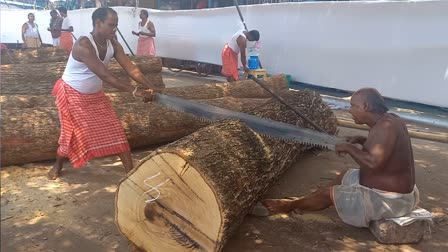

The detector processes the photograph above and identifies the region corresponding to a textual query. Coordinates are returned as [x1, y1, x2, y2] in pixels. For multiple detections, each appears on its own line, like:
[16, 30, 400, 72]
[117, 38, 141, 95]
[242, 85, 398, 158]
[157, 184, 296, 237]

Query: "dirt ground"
[1, 72, 447, 252]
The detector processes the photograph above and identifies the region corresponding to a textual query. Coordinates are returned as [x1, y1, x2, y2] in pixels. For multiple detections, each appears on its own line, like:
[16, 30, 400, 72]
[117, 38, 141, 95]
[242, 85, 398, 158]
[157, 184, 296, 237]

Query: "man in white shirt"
[221, 30, 260, 82]
[21, 13, 43, 48]
[48, 8, 161, 180]
[58, 7, 74, 55]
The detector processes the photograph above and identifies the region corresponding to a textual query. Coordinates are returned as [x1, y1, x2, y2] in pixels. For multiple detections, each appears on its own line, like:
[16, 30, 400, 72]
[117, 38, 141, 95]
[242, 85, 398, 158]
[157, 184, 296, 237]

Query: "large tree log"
[1, 47, 68, 65]
[1, 56, 163, 93]
[0, 97, 271, 166]
[115, 91, 337, 252]
[0, 89, 329, 167]
[0, 72, 165, 95]
[162, 75, 287, 99]
[0, 75, 287, 108]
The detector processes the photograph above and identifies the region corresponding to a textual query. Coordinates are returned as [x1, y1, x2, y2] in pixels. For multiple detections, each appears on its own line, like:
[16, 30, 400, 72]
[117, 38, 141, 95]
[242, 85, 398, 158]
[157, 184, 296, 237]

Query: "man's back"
[228, 30, 246, 54]
[360, 113, 415, 193]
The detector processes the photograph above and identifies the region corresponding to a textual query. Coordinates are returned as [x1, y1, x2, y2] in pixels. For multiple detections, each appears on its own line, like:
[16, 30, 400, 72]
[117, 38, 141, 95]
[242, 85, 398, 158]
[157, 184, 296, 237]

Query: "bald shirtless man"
[263, 88, 419, 227]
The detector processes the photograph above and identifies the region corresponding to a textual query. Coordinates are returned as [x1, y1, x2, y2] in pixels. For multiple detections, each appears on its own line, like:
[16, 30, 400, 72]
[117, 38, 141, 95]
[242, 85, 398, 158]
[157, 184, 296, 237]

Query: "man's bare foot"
[48, 166, 62, 180]
[262, 197, 302, 214]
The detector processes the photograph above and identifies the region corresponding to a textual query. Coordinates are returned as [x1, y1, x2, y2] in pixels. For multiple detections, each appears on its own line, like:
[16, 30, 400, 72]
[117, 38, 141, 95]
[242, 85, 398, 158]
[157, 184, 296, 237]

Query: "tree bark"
[163, 75, 288, 99]
[0, 72, 164, 95]
[1, 47, 68, 65]
[0, 103, 200, 167]
[0, 75, 287, 109]
[115, 91, 337, 252]
[1, 56, 163, 94]
[0, 97, 273, 166]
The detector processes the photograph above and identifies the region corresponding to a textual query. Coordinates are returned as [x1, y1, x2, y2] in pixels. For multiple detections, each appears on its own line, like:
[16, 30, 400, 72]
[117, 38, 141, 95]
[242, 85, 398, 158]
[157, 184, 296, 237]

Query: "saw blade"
[154, 94, 341, 150]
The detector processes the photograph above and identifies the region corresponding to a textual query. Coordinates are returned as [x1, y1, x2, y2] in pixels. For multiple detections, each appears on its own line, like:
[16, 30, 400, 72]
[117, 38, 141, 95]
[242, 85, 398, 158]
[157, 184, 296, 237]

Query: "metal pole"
[4, 0, 11, 8]
[233, 1, 263, 71]
[117, 27, 135, 55]
[234, 0, 248, 31]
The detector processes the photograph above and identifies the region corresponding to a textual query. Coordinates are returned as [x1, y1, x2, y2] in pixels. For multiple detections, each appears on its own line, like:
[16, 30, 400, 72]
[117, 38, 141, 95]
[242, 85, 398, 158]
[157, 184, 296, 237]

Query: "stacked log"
[1, 102, 206, 166]
[115, 91, 337, 252]
[1, 76, 288, 166]
[162, 75, 288, 99]
[0, 75, 287, 109]
[1, 55, 165, 94]
[0, 47, 68, 65]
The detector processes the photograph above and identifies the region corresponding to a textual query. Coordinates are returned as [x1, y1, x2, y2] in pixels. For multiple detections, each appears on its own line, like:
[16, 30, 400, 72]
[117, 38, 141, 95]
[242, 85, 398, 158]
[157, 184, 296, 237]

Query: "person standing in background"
[132, 9, 156, 56]
[196, 0, 207, 9]
[221, 29, 260, 82]
[22, 13, 43, 48]
[58, 7, 74, 55]
[48, 10, 63, 47]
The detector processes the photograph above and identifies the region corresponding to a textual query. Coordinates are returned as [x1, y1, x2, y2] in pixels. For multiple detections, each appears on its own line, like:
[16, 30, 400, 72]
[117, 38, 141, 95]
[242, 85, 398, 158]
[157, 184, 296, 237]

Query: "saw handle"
[248, 75, 328, 133]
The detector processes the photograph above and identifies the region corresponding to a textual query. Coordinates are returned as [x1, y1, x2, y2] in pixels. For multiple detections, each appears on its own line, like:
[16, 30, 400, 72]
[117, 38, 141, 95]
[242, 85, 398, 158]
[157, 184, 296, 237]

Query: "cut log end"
[115, 88, 338, 251]
[116, 153, 221, 252]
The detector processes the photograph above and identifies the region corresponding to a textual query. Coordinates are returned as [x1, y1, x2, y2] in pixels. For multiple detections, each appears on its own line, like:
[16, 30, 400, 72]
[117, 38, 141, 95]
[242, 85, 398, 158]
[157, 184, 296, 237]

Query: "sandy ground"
[1, 71, 447, 252]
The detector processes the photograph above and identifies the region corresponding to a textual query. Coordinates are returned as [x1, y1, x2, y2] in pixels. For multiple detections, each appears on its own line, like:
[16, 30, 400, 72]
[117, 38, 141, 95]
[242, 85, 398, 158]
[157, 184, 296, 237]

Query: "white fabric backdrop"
[1, 1, 447, 107]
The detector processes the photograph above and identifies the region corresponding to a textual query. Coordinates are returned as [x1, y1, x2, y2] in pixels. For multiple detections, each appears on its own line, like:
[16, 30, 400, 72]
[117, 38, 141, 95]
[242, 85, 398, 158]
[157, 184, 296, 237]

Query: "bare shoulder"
[76, 36, 93, 50]
[110, 38, 124, 52]
[237, 35, 247, 46]
[110, 38, 126, 58]
[379, 114, 396, 128]
[366, 114, 400, 141]
[238, 35, 246, 41]
[369, 114, 403, 141]
[72, 36, 94, 60]
[380, 113, 404, 131]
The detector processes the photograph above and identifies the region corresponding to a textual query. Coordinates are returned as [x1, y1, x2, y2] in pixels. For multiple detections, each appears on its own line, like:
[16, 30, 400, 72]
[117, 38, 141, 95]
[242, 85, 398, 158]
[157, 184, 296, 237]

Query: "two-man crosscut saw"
[153, 93, 342, 150]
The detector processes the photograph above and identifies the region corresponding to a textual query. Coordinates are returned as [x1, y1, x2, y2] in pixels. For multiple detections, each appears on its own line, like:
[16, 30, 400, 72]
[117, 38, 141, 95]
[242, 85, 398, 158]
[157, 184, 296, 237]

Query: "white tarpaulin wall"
[1, 1, 447, 107]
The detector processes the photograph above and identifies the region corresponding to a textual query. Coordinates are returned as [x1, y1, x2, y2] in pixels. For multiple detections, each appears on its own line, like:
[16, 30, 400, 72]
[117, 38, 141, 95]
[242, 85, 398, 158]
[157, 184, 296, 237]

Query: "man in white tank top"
[21, 13, 42, 48]
[132, 9, 156, 56]
[57, 7, 74, 55]
[221, 29, 260, 82]
[48, 8, 162, 180]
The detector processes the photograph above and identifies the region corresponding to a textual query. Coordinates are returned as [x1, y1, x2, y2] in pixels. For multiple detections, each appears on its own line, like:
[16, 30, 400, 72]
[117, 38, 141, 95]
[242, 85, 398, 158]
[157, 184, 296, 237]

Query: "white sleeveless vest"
[228, 30, 246, 54]
[62, 33, 114, 94]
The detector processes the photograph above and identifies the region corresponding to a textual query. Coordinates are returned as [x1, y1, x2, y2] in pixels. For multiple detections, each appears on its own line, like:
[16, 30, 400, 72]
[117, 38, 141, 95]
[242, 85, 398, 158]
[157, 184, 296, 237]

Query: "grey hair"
[356, 88, 389, 113]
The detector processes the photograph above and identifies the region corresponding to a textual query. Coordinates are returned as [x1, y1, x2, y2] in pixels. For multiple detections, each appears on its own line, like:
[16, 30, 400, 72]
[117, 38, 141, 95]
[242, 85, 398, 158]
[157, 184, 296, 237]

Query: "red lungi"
[221, 44, 239, 81]
[60, 32, 73, 56]
[52, 79, 130, 168]
[136, 36, 156, 56]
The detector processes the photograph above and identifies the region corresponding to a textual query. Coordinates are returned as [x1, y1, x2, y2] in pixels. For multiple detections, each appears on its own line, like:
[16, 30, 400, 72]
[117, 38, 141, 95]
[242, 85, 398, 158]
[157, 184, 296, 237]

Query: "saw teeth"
[156, 94, 338, 149]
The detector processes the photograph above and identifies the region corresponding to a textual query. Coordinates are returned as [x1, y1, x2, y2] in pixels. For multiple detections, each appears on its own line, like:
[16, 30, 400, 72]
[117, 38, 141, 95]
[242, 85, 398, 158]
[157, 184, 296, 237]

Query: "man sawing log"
[48, 7, 162, 180]
[115, 91, 338, 252]
[263, 88, 419, 228]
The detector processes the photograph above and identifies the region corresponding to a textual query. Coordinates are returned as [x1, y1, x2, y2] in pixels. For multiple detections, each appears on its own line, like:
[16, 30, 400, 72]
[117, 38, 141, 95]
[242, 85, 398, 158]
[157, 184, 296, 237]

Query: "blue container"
[248, 55, 259, 70]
